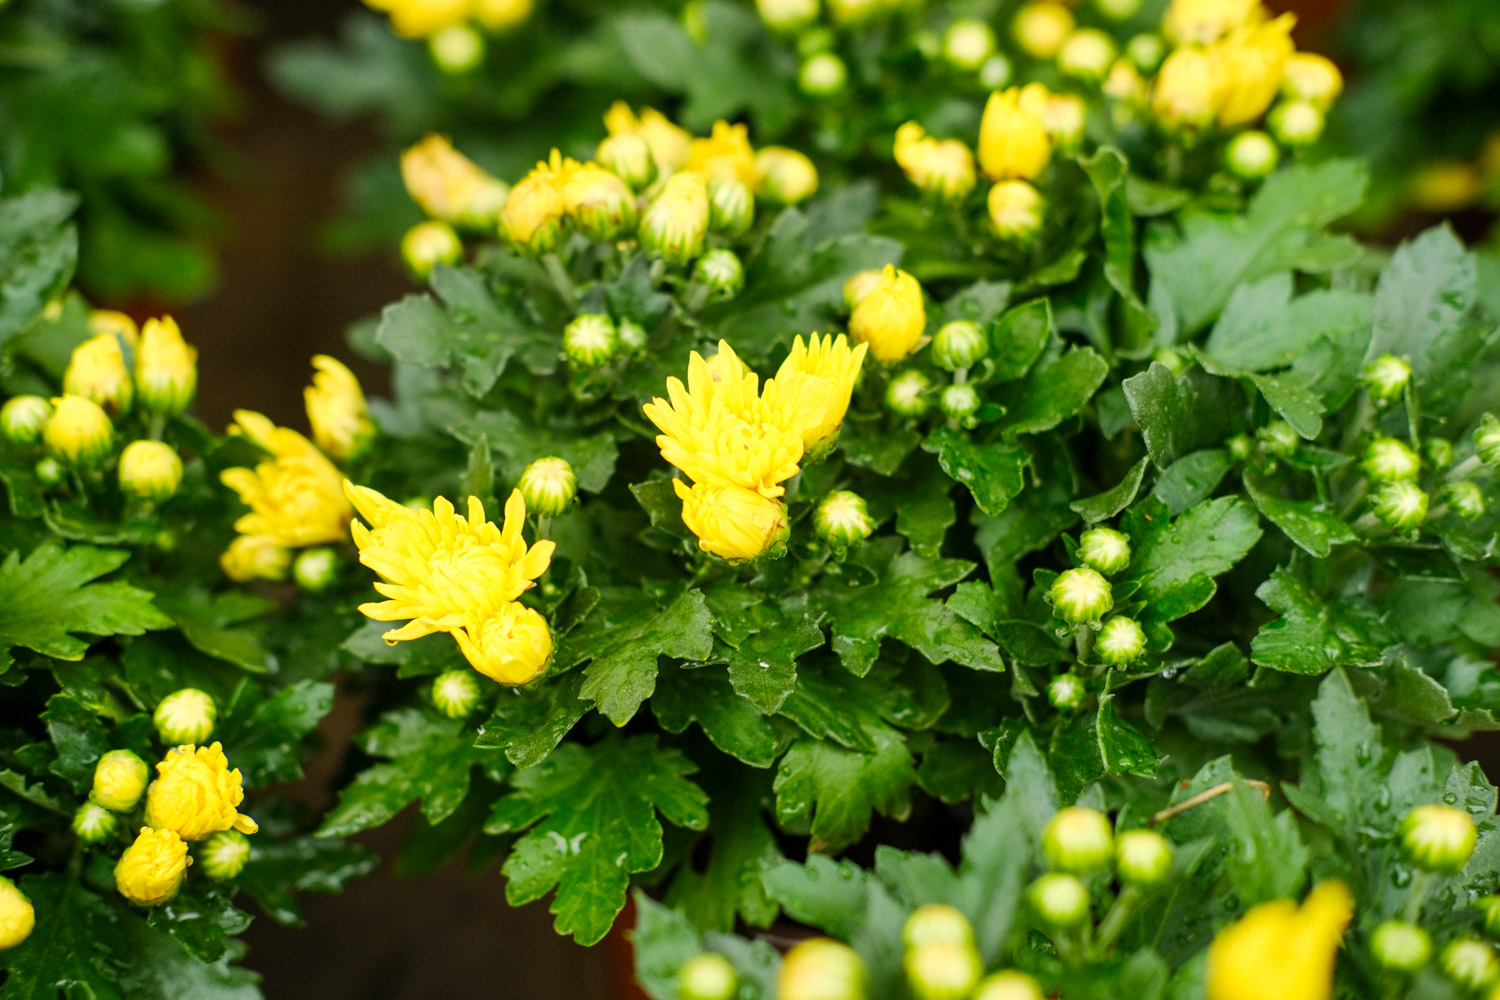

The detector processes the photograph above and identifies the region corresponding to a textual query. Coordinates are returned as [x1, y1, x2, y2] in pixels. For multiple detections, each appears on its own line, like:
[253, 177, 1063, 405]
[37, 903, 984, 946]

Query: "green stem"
[1403, 383, 1421, 450]
[1402, 870, 1432, 924]
[536, 515, 552, 541]
[1094, 886, 1142, 956]
[148, 413, 166, 441]
[1075, 624, 1096, 665]
[1447, 455, 1483, 483]
[542, 253, 577, 309]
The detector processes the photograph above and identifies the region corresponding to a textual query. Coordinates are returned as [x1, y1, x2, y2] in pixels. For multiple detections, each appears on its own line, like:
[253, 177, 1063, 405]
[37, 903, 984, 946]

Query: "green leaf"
[221, 680, 335, 786]
[486, 735, 708, 945]
[146, 890, 252, 964]
[0, 542, 171, 672]
[1250, 569, 1390, 675]
[998, 346, 1109, 435]
[3, 872, 131, 1000]
[1203, 273, 1373, 374]
[762, 853, 874, 940]
[1369, 224, 1476, 376]
[707, 594, 825, 715]
[774, 726, 917, 853]
[0, 190, 79, 352]
[1145, 159, 1368, 333]
[842, 417, 924, 476]
[1081, 149, 1150, 326]
[475, 671, 591, 767]
[923, 428, 1028, 517]
[987, 298, 1052, 382]
[1247, 372, 1324, 439]
[1152, 449, 1232, 516]
[154, 589, 276, 673]
[1244, 476, 1357, 558]
[237, 835, 378, 926]
[458, 410, 618, 494]
[631, 894, 781, 1000]
[576, 589, 714, 726]
[1096, 694, 1159, 778]
[42, 694, 110, 793]
[1122, 364, 1238, 469]
[1124, 496, 1262, 622]
[630, 479, 692, 540]
[1072, 456, 1150, 522]
[866, 453, 956, 558]
[1221, 782, 1309, 906]
[652, 662, 783, 768]
[666, 779, 783, 931]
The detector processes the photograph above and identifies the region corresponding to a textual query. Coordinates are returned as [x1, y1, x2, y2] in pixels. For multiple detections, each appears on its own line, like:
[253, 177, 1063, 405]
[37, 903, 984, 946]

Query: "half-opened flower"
[221, 410, 353, 549]
[144, 742, 259, 842]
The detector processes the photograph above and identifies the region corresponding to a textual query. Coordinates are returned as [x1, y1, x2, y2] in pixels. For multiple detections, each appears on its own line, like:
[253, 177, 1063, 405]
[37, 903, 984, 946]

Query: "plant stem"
[1094, 886, 1142, 956]
[542, 253, 577, 309]
[1402, 870, 1432, 924]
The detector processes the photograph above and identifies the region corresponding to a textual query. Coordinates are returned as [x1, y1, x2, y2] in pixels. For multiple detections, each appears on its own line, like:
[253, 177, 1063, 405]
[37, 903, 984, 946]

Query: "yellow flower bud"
[145, 742, 258, 841]
[978, 88, 1051, 181]
[1216, 15, 1294, 127]
[755, 147, 819, 205]
[905, 941, 982, 1000]
[1152, 46, 1228, 130]
[974, 971, 1045, 1000]
[0, 877, 34, 950]
[400, 134, 510, 229]
[674, 480, 790, 563]
[1164, 0, 1259, 44]
[943, 19, 997, 73]
[115, 827, 190, 906]
[1059, 29, 1117, 81]
[452, 603, 554, 685]
[401, 221, 464, 280]
[1, 395, 52, 446]
[989, 180, 1045, 243]
[154, 688, 218, 746]
[305, 355, 377, 463]
[603, 102, 692, 174]
[118, 440, 183, 503]
[757, 0, 819, 34]
[779, 938, 868, 1000]
[1282, 52, 1342, 108]
[427, 23, 485, 74]
[501, 153, 572, 254]
[707, 176, 755, 235]
[368, 0, 469, 39]
[1104, 59, 1148, 104]
[474, 0, 532, 32]
[843, 269, 883, 312]
[641, 172, 710, 263]
[64, 334, 133, 415]
[88, 309, 139, 349]
[597, 133, 657, 191]
[92, 749, 149, 811]
[828, 0, 882, 27]
[563, 162, 638, 242]
[44, 395, 114, 466]
[850, 264, 925, 363]
[135, 316, 198, 416]
[220, 534, 293, 582]
[894, 123, 977, 202]
[1012, 2, 1075, 59]
[689, 120, 759, 189]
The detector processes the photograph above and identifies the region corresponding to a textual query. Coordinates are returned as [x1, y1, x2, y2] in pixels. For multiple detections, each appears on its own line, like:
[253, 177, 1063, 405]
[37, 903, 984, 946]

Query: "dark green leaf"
[575, 589, 714, 726]
[923, 428, 1028, 518]
[1072, 457, 1149, 522]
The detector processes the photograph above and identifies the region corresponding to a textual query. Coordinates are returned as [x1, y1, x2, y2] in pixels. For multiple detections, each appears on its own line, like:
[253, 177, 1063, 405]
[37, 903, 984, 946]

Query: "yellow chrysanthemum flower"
[305, 355, 377, 464]
[474, 0, 532, 32]
[1152, 45, 1229, 129]
[452, 602, 554, 684]
[501, 150, 576, 253]
[221, 410, 353, 549]
[1207, 881, 1353, 1000]
[220, 534, 293, 583]
[761, 333, 867, 459]
[849, 264, 927, 363]
[1215, 14, 1295, 127]
[362, 0, 472, 39]
[688, 120, 759, 188]
[400, 134, 510, 228]
[894, 122, 977, 202]
[978, 88, 1052, 181]
[88, 309, 139, 348]
[63, 334, 133, 415]
[0, 877, 34, 949]
[604, 102, 693, 174]
[1164, 0, 1261, 44]
[115, 827, 191, 906]
[144, 742, 258, 842]
[675, 480, 789, 562]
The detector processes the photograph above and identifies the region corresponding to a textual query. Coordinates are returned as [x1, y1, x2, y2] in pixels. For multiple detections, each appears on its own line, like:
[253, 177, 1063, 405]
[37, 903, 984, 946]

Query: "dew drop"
[1374, 787, 1392, 811]
[1392, 867, 1412, 888]
[1444, 792, 1459, 805]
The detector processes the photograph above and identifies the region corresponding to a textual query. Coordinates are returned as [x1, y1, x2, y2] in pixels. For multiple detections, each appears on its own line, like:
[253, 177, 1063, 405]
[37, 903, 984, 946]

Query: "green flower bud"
[518, 456, 578, 517]
[1058, 29, 1116, 81]
[706, 177, 755, 237]
[34, 456, 64, 485]
[1048, 673, 1086, 712]
[1224, 131, 1279, 181]
[1361, 437, 1421, 481]
[904, 942, 982, 1000]
[1268, 100, 1325, 148]
[72, 801, 118, 844]
[1152, 347, 1190, 378]
[1115, 829, 1173, 887]
[1475, 414, 1500, 468]
[827, 0, 881, 28]
[1226, 434, 1254, 463]
[401, 221, 464, 280]
[1257, 420, 1298, 459]
[1441, 938, 1499, 992]
[1049, 567, 1112, 624]
[596, 133, 656, 192]
[800, 52, 848, 96]
[1443, 481, 1486, 521]
[1400, 804, 1477, 875]
[815, 491, 874, 553]
[641, 173, 710, 263]
[756, 147, 819, 206]
[1480, 896, 1500, 938]
[1371, 481, 1429, 533]
[943, 19, 996, 72]
[932, 322, 988, 372]
[1362, 354, 1412, 403]
[1043, 806, 1113, 874]
[1094, 0, 1142, 21]
[886, 370, 932, 417]
[756, 0, 818, 34]
[1370, 920, 1431, 974]
[45, 396, 114, 467]
[293, 547, 340, 592]
[1027, 873, 1090, 930]
[778, 938, 868, 1000]
[564, 314, 619, 368]
[1, 396, 52, 446]
[1125, 33, 1164, 72]
[427, 23, 485, 74]
[118, 440, 182, 503]
[679, 953, 737, 1000]
[974, 971, 1045, 1000]
[431, 669, 484, 719]
[1425, 437, 1454, 470]
[940, 384, 981, 426]
[199, 829, 252, 881]
[695, 249, 745, 300]
[567, 166, 638, 242]
[617, 318, 648, 355]
[1096, 616, 1146, 666]
[91, 749, 149, 811]
[903, 904, 974, 951]
[154, 688, 217, 745]
[1077, 527, 1131, 576]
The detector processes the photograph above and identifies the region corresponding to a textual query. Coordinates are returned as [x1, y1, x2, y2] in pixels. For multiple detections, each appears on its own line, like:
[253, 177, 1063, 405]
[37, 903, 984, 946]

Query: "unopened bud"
[618, 318, 648, 354]
[695, 249, 745, 300]
[979, 55, 1014, 90]
[1425, 437, 1454, 470]
[64, 334, 133, 416]
[154, 688, 217, 745]
[1048, 673, 1086, 712]
[1058, 29, 1116, 81]
[886, 370, 932, 417]
[1482, 896, 1500, 938]
[815, 491, 874, 553]
[1077, 527, 1131, 576]
[135, 317, 198, 417]
[1371, 920, 1431, 974]
[1, 396, 52, 445]
[1268, 100, 1324, 148]
[1476, 414, 1500, 467]
[1226, 435, 1254, 463]
[641, 172, 710, 263]
[932, 321, 988, 372]
[1043, 806, 1114, 874]
[756, 0, 818, 34]
[1441, 938, 1499, 992]
[679, 953, 737, 1000]
[199, 829, 252, 881]
[905, 942, 981, 1000]
[1361, 437, 1420, 482]
[118, 440, 182, 503]
[1400, 804, 1476, 874]
[943, 20, 996, 72]
[1362, 354, 1412, 403]
[974, 971, 1046, 1000]
[428, 23, 485, 74]
[518, 456, 578, 517]
[221, 534, 292, 583]
[800, 52, 848, 96]
[89, 309, 140, 347]
[1443, 481, 1486, 521]
[707, 177, 755, 236]
[1096, 616, 1145, 665]
[45, 396, 114, 467]
[1094, 0, 1142, 20]
[1225, 131, 1279, 181]
[91, 749, 149, 811]
[1282, 52, 1343, 109]
[431, 669, 484, 718]
[564, 164, 638, 242]
[844, 269, 883, 312]
[903, 904, 974, 951]
[1027, 873, 1090, 929]
[34, 457, 64, 485]
[778, 938, 868, 1000]
[1116, 829, 1173, 886]
[1257, 420, 1299, 459]
[401, 221, 463, 280]
[1125, 33, 1164, 72]
[597, 133, 656, 192]
[1049, 567, 1112, 624]
[1372, 481, 1428, 533]
[293, 547, 340, 592]
[1013, 2, 1075, 59]
[563, 314, 619, 368]
[0, 877, 32, 950]
[988, 180, 1045, 243]
[755, 147, 819, 205]
[827, 0, 881, 27]
[73, 801, 119, 844]
[940, 384, 981, 426]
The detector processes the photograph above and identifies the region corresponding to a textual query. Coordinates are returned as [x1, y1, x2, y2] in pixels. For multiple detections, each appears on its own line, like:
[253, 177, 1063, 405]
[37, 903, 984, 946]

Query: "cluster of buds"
[1352, 416, 1495, 533]
[1047, 523, 1146, 667]
[901, 905, 983, 1000]
[1027, 808, 1174, 944]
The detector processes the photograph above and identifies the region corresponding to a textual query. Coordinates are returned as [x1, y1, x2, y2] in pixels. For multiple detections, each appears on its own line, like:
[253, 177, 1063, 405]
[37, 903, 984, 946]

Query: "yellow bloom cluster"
[346, 484, 557, 685]
[1206, 880, 1352, 1000]
[361, 0, 532, 39]
[644, 334, 866, 561]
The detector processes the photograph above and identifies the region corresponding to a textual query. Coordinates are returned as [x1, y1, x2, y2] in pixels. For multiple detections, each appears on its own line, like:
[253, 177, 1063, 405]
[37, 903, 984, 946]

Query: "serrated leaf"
[1369, 224, 1476, 376]
[1123, 364, 1238, 469]
[1123, 496, 1262, 622]
[773, 728, 917, 853]
[42, 694, 109, 793]
[0, 190, 79, 351]
[652, 662, 782, 768]
[221, 680, 335, 786]
[576, 589, 714, 726]
[475, 671, 590, 768]
[1244, 476, 1357, 558]
[1152, 449, 1232, 516]
[1073, 456, 1150, 522]
[923, 428, 1028, 518]
[236, 835, 378, 927]
[154, 589, 276, 674]
[987, 298, 1052, 382]
[666, 779, 783, 931]
[1250, 569, 1391, 674]
[1096, 694, 1159, 778]
[1203, 273, 1373, 374]
[998, 346, 1109, 435]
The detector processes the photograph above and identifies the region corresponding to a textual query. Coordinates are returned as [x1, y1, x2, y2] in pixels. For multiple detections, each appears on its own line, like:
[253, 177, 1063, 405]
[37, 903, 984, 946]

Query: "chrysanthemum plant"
[0, 191, 373, 994]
